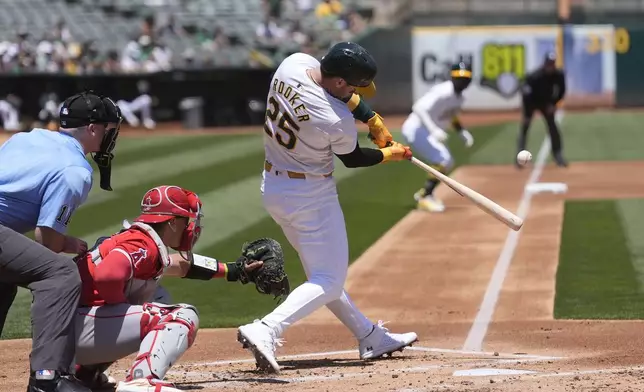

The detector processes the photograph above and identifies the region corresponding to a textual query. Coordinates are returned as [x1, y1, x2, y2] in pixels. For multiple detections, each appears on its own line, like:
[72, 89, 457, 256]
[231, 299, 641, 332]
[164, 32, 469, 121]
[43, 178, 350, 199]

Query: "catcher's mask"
[59, 91, 122, 191]
[134, 185, 203, 259]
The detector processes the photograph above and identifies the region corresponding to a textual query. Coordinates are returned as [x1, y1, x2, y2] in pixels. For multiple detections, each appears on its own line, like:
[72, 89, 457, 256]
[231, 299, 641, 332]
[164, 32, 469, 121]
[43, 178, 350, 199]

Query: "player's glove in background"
[235, 238, 290, 302]
[366, 113, 393, 148]
[431, 128, 449, 143]
[458, 129, 474, 148]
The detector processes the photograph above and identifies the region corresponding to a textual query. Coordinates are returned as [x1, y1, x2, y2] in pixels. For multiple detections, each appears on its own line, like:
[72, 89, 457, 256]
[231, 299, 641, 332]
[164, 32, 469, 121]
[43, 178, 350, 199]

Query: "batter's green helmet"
[320, 41, 377, 98]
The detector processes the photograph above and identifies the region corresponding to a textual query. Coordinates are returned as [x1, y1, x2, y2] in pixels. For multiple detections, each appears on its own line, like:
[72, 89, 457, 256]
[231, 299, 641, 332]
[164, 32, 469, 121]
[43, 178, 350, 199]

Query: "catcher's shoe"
[237, 319, 283, 373]
[27, 371, 92, 392]
[75, 364, 116, 390]
[417, 195, 445, 212]
[115, 378, 181, 392]
[359, 320, 418, 360]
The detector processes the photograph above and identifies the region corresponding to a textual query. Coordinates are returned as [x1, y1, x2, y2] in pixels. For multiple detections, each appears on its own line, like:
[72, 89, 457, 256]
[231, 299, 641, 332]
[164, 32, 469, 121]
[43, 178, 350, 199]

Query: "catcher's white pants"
[401, 114, 454, 170]
[259, 169, 374, 340]
[0, 100, 20, 131]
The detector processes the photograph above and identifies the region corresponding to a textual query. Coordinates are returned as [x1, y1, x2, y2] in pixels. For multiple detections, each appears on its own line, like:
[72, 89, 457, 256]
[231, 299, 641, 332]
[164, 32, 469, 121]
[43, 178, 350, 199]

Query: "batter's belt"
[264, 160, 333, 179]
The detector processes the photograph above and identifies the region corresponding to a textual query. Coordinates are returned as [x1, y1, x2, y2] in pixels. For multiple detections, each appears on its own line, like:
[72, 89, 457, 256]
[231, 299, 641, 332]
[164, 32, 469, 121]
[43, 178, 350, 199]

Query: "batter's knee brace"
[129, 302, 200, 381]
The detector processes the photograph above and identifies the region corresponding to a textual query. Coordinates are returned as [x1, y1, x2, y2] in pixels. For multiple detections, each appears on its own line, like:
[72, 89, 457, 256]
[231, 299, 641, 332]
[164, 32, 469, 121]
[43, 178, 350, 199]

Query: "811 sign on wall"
[480, 43, 526, 99]
[411, 26, 560, 110]
[411, 25, 617, 110]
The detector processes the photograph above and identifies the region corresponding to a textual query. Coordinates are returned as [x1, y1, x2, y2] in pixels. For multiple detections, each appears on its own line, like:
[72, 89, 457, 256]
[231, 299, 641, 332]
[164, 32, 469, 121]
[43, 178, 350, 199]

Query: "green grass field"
[555, 198, 644, 319]
[4, 110, 644, 339]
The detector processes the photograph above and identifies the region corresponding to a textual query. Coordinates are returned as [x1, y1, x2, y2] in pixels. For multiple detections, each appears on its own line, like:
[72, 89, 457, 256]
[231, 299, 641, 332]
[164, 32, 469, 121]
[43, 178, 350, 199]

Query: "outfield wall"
[361, 23, 637, 114]
[0, 69, 274, 128]
[1, 23, 642, 128]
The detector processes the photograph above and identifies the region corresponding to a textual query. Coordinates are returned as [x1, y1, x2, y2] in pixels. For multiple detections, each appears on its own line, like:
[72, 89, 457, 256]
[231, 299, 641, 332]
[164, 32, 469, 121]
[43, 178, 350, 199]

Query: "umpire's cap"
[59, 90, 119, 128]
[320, 41, 377, 98]
[544, 51, 557, 65]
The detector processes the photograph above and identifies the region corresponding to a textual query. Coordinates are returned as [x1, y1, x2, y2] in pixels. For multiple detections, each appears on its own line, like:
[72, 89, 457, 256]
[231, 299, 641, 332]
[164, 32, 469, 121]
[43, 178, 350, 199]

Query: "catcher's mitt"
[237, 238, 290, 302]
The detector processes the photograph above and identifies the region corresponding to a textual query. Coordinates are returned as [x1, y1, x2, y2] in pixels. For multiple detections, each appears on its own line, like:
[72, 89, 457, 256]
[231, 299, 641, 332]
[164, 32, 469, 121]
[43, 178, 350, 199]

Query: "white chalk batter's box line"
[161, 346, 567, 388]
[184, 346, 563, 368]
[166, 357, 644, 390]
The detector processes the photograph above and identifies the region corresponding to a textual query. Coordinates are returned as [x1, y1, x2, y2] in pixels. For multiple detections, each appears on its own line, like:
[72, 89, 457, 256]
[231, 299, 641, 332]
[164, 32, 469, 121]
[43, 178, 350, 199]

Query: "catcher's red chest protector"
[77, 222, 171, 306]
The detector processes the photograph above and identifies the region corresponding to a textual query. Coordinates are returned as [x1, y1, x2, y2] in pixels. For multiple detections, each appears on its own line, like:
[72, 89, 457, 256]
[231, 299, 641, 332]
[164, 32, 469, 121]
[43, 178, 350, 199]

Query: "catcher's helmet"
[320, 41, 377, 97]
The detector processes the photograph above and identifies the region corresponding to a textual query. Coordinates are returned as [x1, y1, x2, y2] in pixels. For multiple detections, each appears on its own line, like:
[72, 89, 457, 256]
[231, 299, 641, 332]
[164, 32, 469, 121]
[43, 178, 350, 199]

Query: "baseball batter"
[401, 61, 475, 212]
[72, 185, 269, 392]
[237, 42, 418, 373]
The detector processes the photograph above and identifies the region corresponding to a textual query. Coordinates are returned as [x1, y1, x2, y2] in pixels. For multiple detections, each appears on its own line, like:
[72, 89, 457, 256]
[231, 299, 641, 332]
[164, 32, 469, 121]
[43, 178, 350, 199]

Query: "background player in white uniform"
[237, 42, 418, 373]
[402, 61, 475, 212]
[0, 94, 22, 132]
[117, 80, 156, 129]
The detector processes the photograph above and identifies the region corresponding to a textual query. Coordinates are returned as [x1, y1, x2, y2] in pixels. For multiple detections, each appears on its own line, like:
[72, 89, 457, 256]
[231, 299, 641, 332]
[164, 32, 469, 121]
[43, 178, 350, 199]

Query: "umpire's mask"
[93, 97, 122, 191]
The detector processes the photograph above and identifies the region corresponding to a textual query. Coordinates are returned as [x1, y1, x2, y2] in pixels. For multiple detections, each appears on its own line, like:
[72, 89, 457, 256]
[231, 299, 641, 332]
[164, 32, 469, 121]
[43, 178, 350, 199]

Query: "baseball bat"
[410, 156, 524, 231]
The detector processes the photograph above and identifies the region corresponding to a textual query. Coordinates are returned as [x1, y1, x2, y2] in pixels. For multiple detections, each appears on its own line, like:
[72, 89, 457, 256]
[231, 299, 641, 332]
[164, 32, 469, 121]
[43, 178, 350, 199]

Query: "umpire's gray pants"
[0, 224, 82, 373]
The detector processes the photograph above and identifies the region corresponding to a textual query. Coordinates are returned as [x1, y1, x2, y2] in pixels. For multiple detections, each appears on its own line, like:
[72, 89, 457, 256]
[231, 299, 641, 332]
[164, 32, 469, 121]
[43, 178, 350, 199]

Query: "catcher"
[72, 185, 289, 392]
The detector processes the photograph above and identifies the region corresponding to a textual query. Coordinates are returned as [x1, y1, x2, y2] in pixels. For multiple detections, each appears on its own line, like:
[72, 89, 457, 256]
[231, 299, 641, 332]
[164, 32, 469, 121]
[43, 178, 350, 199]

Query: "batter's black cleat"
[27, 371, 92, 392]
[554, 153, 568, 167]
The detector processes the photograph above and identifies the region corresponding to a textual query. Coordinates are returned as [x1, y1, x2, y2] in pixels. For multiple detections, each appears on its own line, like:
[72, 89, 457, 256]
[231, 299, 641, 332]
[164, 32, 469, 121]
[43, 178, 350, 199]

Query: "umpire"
[517, 52, 568, 168]
[0, 92, 122, 392]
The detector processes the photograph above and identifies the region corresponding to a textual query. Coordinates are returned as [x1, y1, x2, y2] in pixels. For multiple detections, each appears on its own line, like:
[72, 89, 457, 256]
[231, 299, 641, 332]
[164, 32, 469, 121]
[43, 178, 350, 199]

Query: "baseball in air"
[517, 150, 532, 166]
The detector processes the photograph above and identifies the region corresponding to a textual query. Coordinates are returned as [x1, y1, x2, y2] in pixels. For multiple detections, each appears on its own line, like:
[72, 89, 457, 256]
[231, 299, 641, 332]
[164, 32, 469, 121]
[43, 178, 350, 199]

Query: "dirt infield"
[2, 113, 644, 391]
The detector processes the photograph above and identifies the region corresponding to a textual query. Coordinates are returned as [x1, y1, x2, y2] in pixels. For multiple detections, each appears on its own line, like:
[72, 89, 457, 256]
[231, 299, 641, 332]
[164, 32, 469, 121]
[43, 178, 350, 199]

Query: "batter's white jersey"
[263, 53, 358, 176]
[403, 80, 465, 139]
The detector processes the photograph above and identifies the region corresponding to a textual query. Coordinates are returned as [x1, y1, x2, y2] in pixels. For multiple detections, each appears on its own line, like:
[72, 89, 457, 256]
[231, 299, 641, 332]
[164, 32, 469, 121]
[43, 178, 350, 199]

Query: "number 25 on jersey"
[264, 96, 300, 150]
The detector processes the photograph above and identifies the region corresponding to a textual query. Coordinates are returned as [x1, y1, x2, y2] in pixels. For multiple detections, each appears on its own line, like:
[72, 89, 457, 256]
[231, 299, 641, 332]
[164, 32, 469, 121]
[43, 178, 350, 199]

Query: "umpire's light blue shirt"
[0, 128, 93, 234]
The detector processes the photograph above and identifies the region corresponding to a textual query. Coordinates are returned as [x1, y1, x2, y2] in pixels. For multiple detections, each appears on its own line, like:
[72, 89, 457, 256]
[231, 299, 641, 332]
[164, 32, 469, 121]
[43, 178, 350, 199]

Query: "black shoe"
[27, 371, 92, 392]
[75, 363, 115, 389]
[554, 153, 568, 167]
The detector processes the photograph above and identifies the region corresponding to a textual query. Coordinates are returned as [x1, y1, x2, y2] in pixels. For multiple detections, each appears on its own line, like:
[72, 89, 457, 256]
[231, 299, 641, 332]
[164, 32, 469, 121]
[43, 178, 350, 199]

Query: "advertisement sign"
[411, 25, 617, 110]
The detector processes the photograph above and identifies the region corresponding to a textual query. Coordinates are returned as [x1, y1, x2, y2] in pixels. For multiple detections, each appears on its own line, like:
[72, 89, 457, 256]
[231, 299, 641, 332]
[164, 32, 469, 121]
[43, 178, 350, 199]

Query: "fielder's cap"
[59, 91, 109, 128]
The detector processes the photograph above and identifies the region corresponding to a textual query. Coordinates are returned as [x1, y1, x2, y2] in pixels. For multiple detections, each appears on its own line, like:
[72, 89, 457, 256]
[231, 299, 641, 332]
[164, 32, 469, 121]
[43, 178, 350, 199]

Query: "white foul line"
[462, 135, 552, 352]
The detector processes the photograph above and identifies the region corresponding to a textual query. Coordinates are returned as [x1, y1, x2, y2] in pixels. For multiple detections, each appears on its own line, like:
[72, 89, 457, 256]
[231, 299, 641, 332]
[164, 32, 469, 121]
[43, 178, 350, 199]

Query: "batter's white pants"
[401, 114, 454, 170]
[0, 100, 20, 131]
[259, 169, 374, 340]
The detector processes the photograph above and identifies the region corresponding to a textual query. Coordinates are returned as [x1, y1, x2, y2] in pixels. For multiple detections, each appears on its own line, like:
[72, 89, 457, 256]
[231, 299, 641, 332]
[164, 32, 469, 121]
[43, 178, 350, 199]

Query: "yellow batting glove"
[380, 144, 412, 163]
[366, 113, 393, 148]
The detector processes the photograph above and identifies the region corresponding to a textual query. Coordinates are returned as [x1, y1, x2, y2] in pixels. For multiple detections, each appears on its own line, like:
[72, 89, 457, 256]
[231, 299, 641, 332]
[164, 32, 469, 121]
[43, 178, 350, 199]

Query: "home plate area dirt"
[2, 160, 644, 392]
[3, 118, 644, 391]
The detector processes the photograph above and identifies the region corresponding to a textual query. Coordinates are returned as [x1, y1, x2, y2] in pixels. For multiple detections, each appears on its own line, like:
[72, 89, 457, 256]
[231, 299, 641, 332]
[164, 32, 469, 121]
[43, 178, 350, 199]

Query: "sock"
[424, 178, 440, 196]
